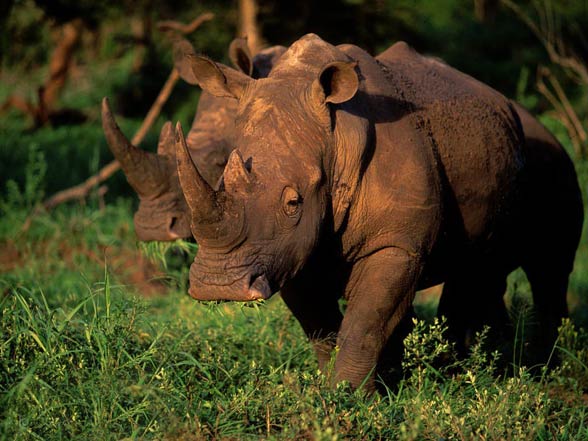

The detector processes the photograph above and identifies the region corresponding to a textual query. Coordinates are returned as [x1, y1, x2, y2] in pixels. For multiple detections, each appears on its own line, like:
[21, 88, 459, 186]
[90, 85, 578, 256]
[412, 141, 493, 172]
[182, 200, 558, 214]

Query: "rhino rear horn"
[157, 121, 175, 157]
[175, 122, 222, 224]
[223, 149, 252, 192]
[101, 97, 167, 196]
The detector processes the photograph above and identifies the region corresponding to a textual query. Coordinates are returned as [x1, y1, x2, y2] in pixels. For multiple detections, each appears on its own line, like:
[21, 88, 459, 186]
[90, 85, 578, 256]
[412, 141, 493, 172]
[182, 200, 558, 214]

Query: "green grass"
[2, 239, 588, 439]
[1, 182, 588, 439]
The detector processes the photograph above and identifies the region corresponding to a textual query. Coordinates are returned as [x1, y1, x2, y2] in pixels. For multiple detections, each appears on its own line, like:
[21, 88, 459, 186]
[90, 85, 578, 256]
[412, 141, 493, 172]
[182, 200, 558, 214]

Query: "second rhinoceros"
[172, 33, 582, 391]
[102, 39, 286, 241]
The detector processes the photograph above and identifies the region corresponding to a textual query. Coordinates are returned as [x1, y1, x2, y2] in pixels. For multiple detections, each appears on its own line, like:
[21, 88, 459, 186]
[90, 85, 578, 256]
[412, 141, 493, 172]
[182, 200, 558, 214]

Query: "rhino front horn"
[101, 97, 166, 196]
[175, 122, 222, 225]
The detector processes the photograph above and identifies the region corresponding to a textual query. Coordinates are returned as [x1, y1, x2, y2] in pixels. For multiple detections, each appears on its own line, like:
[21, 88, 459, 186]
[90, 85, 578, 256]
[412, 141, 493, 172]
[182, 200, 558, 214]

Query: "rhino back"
[374, 42, 526, 251]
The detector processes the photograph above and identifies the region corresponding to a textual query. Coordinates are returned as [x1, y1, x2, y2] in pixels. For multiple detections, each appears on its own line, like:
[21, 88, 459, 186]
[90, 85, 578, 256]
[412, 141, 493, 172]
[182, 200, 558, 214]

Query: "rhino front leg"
[335, 247, 419, 391]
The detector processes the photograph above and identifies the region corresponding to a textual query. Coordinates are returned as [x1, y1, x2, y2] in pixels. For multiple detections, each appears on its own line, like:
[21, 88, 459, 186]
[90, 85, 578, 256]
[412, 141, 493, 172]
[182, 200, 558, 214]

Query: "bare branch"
[544, 70, 587, 146]
[238, 0, 264, 54]
[31, 11, 215, 222]
[157, 12, 215, 34]
[503, 0, 588, 158]
[502, 0, 588, 84]
[536, 66, 587, 157]
[0, 19, 84, 126]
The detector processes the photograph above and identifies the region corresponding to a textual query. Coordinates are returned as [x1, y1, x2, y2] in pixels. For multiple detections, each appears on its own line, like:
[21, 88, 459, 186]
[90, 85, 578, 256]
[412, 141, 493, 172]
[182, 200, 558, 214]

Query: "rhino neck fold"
[329, 108, 370, 234]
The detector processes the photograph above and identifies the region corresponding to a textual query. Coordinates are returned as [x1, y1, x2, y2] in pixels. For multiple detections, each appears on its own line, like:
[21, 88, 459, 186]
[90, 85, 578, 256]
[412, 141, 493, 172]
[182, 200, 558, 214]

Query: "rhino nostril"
[168, 216, 178, 232]
[248, 273, 272, 299]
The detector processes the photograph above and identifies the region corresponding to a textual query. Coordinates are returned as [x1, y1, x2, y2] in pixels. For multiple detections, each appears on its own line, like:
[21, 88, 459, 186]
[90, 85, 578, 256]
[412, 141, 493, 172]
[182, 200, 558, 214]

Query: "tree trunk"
[474, 0, 499, 23]
[131, 13, 153, 73]
[238, 0, 264, 54]
[38, 18, 84, 124]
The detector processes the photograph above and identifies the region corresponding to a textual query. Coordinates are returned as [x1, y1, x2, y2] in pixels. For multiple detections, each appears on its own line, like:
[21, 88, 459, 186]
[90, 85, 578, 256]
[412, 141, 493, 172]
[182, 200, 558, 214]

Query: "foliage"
[0, 160, 587, 439]
[2, 255, 588, 439]
[0, 143, 46, 239]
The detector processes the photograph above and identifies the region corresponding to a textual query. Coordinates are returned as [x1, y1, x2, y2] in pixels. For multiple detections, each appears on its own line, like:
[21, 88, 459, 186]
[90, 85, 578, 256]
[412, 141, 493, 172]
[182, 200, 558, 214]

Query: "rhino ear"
[229, 37, 253, 76]
[173, 38, 199, 85]
[174, 37, 252, 99]
[311, 61, 359, 105]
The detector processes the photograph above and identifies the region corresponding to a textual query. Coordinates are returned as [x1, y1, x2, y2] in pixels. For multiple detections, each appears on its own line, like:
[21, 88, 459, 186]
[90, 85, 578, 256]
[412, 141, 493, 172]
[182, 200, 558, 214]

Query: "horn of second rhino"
[101, 97, 168, 197]
[223, 149, 252, 192]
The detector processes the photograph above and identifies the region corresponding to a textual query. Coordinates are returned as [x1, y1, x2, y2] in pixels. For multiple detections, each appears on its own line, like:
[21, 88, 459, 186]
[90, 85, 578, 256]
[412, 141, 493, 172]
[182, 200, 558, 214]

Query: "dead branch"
[42, 19, 84, 116]
[474, 0, 499, 23]
[238, 0, 264, 54]
[502, 0, 588, 158]
[0, 96, 36, 116]
[157, 12, 214, 34]
[536, 66, 588, 157]
[30, 11, 214, 222]
[541, 68, 587, 146]
[502, 0, 588, 85]
[0, 18, 84, 126]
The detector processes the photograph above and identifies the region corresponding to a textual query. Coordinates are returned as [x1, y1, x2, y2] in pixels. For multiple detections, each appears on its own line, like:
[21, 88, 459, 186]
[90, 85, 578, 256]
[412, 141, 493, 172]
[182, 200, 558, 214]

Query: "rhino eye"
[282, 187, 302, 218]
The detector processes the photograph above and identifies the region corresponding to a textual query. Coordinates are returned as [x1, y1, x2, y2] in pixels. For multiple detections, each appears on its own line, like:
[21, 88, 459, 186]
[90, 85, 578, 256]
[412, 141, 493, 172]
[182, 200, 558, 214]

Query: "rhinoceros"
[102, 38, 286, 241]
[171, 33, 582, 390]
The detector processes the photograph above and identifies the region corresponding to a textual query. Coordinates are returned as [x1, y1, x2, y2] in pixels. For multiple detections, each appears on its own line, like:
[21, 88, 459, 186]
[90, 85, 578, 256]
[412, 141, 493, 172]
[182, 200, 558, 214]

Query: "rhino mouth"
[188, 268, 273, 301]
[134, 208, 192, 242]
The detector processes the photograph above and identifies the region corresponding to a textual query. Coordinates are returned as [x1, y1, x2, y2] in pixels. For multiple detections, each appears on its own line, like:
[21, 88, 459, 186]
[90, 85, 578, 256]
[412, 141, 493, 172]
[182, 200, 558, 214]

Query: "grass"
[2, 231, 588, 439]
[1, 157, 588, 439]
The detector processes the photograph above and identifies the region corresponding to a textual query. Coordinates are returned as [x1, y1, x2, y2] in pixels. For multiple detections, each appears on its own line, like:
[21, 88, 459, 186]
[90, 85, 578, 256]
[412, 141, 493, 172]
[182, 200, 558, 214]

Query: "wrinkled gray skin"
[174, 33, 583, 392]
[102, 40, 286, 241]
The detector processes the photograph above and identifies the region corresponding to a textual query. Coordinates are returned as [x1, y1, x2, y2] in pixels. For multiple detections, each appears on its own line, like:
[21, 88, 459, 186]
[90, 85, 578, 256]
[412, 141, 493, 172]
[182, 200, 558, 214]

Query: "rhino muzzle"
[188, 270, 272, 301]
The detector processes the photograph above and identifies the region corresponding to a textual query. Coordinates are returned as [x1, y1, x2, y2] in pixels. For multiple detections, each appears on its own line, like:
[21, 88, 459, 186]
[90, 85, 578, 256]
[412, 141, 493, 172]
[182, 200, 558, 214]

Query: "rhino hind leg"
[522, 261, 571, 366]
[438, 268, 510, 355]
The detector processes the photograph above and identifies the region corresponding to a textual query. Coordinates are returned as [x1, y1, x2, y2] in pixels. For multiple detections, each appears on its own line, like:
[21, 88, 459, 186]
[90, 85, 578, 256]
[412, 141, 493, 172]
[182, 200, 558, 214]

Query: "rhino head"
[102, 38, 286, 242]
[174, 34, 360, 301]
[102, 99, 192, 241]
